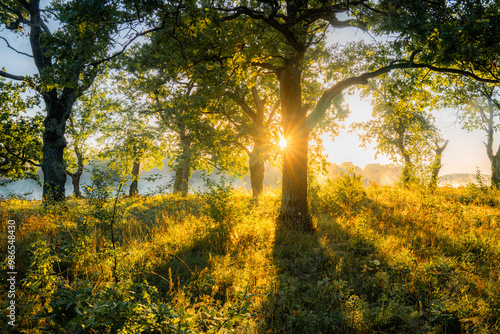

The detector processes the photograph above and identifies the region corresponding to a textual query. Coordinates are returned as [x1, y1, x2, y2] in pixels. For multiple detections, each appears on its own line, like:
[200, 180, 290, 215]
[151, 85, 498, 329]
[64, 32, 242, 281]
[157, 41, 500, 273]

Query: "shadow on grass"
[260, 199, 473, 334]
[128, 196, 237, 302]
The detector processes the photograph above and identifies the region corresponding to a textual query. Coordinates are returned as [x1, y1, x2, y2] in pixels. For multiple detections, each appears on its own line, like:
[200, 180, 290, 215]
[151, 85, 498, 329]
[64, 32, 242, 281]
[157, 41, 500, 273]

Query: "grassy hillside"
[1, 175, 500, 333]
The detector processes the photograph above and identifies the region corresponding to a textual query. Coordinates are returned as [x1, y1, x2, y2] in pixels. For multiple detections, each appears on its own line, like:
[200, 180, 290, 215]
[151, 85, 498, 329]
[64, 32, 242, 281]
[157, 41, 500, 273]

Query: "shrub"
[460, 168, 498, 206]
[313, 168, 367, 216]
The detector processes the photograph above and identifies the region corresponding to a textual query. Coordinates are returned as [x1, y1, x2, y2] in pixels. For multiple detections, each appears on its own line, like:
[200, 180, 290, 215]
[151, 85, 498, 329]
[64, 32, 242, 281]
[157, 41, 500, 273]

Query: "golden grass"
[1, 182, 500, 333]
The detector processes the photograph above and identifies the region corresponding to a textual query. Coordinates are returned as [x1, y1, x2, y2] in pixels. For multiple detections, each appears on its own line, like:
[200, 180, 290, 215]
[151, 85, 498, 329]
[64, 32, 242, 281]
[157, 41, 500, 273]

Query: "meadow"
[1, 172, 500, 333]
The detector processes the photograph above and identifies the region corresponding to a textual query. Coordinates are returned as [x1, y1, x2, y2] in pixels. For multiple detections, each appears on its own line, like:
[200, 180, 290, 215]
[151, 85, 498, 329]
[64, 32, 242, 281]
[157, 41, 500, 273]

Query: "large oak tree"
[0, 0, 163, 202]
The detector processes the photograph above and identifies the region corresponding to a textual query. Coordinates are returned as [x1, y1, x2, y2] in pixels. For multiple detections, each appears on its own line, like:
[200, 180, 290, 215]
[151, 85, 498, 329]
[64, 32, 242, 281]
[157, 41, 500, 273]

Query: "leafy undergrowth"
[1, 179, 500, 333]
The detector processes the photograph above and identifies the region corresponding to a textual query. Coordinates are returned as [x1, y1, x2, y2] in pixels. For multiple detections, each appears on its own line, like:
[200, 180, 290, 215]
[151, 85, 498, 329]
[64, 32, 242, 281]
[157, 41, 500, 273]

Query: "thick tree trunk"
[278, 62, 313, 231]
[249, 151, 265, 197]
[129, 160, 140, 196]
[173, 132, 191, 196]
[42, 92, 75, 202]
[249, 138, 266, 197]
[173, 161, 190, 195]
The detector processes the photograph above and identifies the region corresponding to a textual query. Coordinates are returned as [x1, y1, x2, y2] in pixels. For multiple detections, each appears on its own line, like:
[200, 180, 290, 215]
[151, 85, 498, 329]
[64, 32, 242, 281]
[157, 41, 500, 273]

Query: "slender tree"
[449, 81, 500, 186]
[64, 80, 112, 198]
[353, 70, 442, 187]
[429, 139, 449, 190]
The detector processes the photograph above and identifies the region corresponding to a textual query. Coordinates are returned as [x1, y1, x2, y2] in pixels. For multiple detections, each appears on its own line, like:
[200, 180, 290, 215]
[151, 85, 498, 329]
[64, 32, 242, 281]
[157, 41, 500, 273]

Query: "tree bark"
[278, 62, 313, 231]
[401, 153, 413, 187]
[173, 161, 190, 195]
[67, 171, 83, 198]
[483, 96, 500, 187]
[248, 89, 268, 197]
[429, 140, 449, 190]
[41, 91, 75, 202]
[66, 144, 85, 198]
[129, 160, 140, 196]
[173, 131, 191, 196]
[491, 154, 500, 187]
[249, 145, 265, 197]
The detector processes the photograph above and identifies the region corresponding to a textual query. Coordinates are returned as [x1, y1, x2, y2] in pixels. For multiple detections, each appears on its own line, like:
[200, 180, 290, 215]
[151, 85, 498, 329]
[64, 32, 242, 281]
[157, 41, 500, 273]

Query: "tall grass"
[1, 176, 500, 333]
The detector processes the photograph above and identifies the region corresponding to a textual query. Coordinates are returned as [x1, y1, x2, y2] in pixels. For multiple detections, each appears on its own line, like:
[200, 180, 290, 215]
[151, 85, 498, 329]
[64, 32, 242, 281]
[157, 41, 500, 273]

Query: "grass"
[1, 177, 500, 333]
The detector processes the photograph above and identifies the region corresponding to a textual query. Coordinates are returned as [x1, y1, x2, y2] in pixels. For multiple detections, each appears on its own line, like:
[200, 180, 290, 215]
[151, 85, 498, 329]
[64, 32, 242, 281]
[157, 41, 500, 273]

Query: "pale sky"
[322, 92, 492, 175]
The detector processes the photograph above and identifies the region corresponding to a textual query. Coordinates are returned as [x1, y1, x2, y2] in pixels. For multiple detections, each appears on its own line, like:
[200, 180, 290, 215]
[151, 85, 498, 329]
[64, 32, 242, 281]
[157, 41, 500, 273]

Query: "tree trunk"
[173, 161, 190, 195]
[278, 62, 313, 231]
[401, 161, 413, 187]
[181, 156, 190, 195]
[249, 151, 265, 197]
[491, 154, 500, 187]
[249, 137, 266, 197]
[173, 131, 191, 196]
[129, 160, 140, 196]
[66, 144, 85, 198]
[67, 171, 83, 198]
[41, 92, 75, 203]
[429, 140, 449, 190]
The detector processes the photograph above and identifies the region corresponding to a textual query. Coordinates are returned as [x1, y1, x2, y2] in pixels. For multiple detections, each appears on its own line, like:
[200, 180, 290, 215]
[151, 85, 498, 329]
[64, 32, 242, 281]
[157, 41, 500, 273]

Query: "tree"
[450, 81, 500, 186]
[64, 81, 112, 198]
[214, 81, 281, 197]
[429, 139, 449, 190]
[98, 95, 165, 197]
[353, 70, 442, 187]
[0, 78, 42, 186]
[0, 0, 163, 202]
[179, 0, 500, 231]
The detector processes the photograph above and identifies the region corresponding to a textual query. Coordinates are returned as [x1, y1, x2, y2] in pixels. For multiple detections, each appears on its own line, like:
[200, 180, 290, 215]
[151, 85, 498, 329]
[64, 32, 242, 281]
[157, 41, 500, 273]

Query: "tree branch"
[86, 23, 165, 68]
[0, 36, 33, 58]
[265, 99, 280, 128]
[0, 69, 25, 81]
[306, 59, 500, 131]
[227, 91, 258, 122]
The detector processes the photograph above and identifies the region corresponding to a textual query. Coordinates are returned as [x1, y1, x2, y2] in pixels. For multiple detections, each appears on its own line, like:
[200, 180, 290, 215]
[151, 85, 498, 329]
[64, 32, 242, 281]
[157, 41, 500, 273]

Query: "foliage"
[201, 175, 242, 225]
[460, 167, 499, 206]
[0, 78, 42, 185]
[353, 70, 443, 186]
[2, 184, 500, 333]
[96, 85, 166, 195]
[310, 166, 367, 216]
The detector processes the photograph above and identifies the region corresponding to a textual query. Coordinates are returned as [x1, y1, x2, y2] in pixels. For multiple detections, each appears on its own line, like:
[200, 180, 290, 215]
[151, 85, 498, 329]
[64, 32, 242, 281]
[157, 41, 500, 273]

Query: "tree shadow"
[260, 197, 471, 333]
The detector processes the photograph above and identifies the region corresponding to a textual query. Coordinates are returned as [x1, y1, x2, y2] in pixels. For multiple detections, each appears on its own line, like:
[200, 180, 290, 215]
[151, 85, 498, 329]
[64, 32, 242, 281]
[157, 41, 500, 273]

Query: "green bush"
[460, 168, 499, 206]
[40, 280, 253, 334]
[313, 168, 367, 216]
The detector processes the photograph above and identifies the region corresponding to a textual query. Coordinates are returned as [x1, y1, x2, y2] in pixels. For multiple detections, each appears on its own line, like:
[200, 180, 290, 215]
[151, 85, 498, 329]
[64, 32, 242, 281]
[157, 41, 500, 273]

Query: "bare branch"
[0, 36, 33, 58]
[86, 23, 165, 68]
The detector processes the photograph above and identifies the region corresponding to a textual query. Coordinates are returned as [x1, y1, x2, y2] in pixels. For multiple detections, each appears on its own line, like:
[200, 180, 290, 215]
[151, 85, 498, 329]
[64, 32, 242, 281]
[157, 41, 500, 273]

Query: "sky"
[321, 91, 492, 176]
[0, 5, 495, 185]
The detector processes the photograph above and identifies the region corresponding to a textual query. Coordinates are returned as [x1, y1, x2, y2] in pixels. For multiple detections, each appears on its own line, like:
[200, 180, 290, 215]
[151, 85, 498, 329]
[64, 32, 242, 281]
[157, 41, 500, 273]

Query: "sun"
[279, 137, 287, 149]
